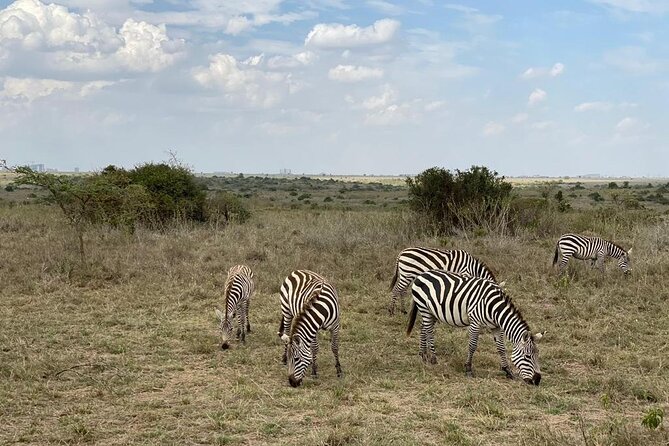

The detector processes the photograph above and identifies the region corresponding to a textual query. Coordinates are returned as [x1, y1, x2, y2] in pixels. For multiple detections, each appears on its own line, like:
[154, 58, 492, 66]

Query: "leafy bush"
[128, 163, 206, 224]
[589, 192, 605, 202]
[406, 166, 512, 234]
[641, 408, 663, 430]
[4, 183, 15, 192]
[206, 191, 251, 224]
[608, 182, 619, 189]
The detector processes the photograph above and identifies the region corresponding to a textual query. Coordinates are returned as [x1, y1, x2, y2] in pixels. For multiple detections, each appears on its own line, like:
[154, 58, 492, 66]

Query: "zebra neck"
[224, 295, 238, 318]
[605, 242, 624, 258]
[495, 302, 530, 344]
[291, 319, 317, 344]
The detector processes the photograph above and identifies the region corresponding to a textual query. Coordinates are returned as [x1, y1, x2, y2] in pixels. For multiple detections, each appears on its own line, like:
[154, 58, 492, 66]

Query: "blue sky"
[1, 0, 667, 176]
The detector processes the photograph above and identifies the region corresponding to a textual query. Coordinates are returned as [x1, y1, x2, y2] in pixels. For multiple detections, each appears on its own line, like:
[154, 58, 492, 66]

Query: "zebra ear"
[498, 281, 506, 288]
[214, 308, 225, 321]
[281, 334, 290, 344]
[534, 331, 545, 342]
[627, 247, 632, 254]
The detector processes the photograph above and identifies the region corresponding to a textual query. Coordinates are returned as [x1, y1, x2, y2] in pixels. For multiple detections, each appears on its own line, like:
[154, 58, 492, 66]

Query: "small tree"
[15, 167, 97, 262]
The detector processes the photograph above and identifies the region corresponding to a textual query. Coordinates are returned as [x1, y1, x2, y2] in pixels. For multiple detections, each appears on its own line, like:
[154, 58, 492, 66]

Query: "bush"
[206, 191, 251, 224]
[406, 166, 512, 234]
[608, 182, 619, 189]
[4, 183, 15, 192]
[128, 163, 206, 224]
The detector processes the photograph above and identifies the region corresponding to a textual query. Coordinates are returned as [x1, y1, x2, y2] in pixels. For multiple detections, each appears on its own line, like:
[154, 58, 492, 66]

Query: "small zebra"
[214, 265, 254, 350]
[278, 270, 342, 387]
[389, 247, 501, 315]
[407, 270, 543, 385]
[553, 233, 632, 275]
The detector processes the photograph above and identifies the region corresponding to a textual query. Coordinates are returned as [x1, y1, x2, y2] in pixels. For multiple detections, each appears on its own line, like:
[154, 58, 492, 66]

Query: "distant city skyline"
[1, 0, 668, 177]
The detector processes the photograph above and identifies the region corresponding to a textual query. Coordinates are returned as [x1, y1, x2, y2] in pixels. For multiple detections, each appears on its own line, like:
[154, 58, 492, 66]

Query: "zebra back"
[224, 265, 254, 315]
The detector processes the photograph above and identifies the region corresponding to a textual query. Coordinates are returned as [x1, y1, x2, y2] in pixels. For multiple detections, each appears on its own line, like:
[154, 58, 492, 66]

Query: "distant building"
[279, 168, 292, 175]
[74, 167, 80, 173]
[29, 164, 45, 172]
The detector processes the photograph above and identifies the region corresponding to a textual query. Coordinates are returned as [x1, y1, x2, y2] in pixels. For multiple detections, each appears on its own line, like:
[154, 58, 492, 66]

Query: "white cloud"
[574, 101, 613, 112]
[364, 103, 412, 126]
[0, 0, 184, 73]
[511, 112, 529, 123]
[603, 46, 661, 75]
[483, 121, 505, 136]
[424, 100, 445, 112]
[328, 64, 384, 82]
[532, 120, 555, 130]
[361, 84, 397, 109]
[528, 88, 547, 106]
[366, 0, 404, 15]
[615, 116, 650, 133]
[193, 53, 290, 108]
[267, 51, 316, 69]
[1, 76, 114, 102]
[305, 18, 400, 48]
[588, 0, 669, 14]
[521, 62, 565, 79]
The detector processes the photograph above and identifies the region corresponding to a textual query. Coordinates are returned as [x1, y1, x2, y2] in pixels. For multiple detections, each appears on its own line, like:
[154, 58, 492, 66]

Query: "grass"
[1, 179, 668, 445]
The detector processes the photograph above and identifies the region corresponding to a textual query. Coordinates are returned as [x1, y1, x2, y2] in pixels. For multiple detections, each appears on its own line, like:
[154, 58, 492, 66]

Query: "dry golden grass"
[1, 200, 668, 445]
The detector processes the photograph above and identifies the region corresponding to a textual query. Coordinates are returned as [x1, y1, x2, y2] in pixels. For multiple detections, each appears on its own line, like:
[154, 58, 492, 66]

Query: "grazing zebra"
[214, 265, 254, 350]
[389, 247, 501, 315]
[278, 270, 342, 387]
[553, 234, 632, 275]
[407, 270, 543, 385]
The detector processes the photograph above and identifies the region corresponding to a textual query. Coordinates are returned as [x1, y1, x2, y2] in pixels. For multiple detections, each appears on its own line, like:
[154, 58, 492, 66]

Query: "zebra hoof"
[429, 356, 437, 365]
[465, 369, 473, 378]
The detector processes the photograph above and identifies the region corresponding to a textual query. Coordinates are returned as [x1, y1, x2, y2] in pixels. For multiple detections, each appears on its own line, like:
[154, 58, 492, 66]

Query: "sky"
[0, 0, 668, 176]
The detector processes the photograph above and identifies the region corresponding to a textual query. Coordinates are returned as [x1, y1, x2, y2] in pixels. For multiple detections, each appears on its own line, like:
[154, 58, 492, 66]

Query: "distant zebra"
[278, 270, 342, 387]
[553, 234, 632, 275]
[407, 270, 543, 385]
[214, 265, 255, 350]
[389, 247, 501, 315]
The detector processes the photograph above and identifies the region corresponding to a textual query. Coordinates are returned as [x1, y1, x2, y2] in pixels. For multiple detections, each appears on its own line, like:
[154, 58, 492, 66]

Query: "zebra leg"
[280, 316, 292, 364]
[492, 329, 513, 379]
[465, 324, 481, 377]
[238, 310, 246, 344]
[596, 252, 605, 272]
[331, 326, 342, 377]
[389, 278, 410, 315]
[245, 299, 251, 333]
[420, 316, 437, 364]
[558, 255, 571, 276]
[311, 338, 320, 377]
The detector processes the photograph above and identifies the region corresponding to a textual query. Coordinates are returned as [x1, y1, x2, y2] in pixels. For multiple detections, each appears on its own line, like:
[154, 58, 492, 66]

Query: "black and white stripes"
[407, 270, 543, 385]
[278, 270, 342, 387]
[389, 247, 499, 315]
[553, 233, 632, 275]
[215, 264, 255, 350]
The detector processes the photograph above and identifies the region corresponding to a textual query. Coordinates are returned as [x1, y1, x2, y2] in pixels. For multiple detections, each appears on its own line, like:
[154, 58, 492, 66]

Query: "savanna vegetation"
[1, 166, 668, 445]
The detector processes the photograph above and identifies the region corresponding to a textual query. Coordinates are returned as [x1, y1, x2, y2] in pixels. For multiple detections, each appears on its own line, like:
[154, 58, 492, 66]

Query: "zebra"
[277, 270, 342, 387]
[214, 265, 254, 350]
[389, 247, 502, 315]
[553, 234, 632, 275]
[407, 270, 543, 385]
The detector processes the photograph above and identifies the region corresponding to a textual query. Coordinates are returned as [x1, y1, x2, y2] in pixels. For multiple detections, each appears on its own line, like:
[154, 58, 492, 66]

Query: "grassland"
[1, 176, 668, 445]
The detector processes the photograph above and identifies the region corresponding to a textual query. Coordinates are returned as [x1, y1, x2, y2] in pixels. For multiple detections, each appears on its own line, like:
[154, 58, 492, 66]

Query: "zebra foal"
[214, 265, 254, 350]
[389, 247, 501, 315]
[407, 270, 543, 385]
[553, 233, 632, 275]
[278, 270, 342, 387]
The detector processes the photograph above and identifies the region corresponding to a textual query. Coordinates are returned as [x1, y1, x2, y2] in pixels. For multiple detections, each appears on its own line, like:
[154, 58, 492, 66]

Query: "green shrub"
[206, 192, 251, 224]
[4, 183, 15, 192]
[406, 166, 512, 234]
[128, 163, 206, 224]
[641, 408, 663, 430]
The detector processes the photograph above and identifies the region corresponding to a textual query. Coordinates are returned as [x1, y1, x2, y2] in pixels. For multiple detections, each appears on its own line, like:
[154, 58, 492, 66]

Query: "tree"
[406, 166, 512, 233]
[15, 167, 98, 262]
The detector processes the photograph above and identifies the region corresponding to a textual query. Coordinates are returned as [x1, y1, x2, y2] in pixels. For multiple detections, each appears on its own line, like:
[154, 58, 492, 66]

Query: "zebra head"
[511, 331, 543, 385]
[214, 308, 234, 350]
[285, 336, 312, 388]
[618, 248, 632, 275]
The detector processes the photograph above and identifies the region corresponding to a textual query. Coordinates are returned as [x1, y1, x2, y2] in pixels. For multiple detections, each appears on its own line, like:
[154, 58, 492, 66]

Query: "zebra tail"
[389, 263, 399, 291]
[552, 244, 559, 266]
[406, 302, 418, 336]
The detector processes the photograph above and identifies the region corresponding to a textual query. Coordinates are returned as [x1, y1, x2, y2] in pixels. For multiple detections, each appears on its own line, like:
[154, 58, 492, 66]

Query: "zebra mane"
[499, 290, 530, 332]
[478, 260, 498, 282]
[289, 280, 324, 337]
[222, 275, 237, 317]
[605, 239, 627, 255]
